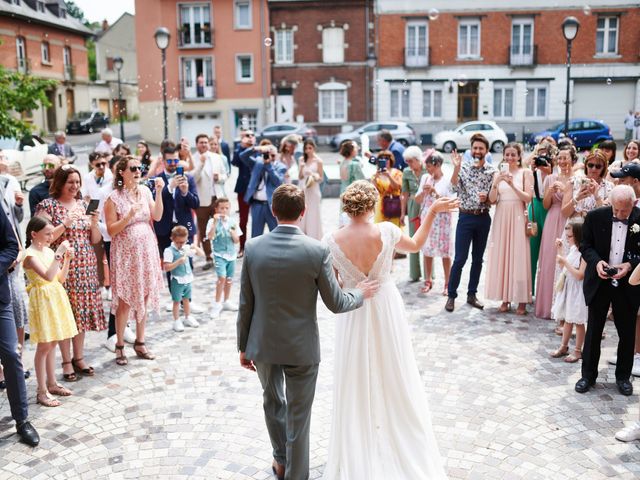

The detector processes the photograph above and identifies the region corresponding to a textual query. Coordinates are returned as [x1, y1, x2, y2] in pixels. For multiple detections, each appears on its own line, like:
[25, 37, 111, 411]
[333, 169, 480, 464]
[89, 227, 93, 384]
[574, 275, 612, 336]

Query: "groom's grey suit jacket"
[237, 225, 363, 365]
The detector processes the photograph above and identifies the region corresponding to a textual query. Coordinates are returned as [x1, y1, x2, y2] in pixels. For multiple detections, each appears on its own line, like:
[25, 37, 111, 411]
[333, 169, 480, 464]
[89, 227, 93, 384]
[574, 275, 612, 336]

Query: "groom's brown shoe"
[272, 460, 285, 480]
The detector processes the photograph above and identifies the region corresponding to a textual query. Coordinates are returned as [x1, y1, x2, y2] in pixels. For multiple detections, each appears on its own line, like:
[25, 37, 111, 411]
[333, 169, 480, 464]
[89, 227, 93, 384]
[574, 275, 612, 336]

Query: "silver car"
[330, 121, 417, 151]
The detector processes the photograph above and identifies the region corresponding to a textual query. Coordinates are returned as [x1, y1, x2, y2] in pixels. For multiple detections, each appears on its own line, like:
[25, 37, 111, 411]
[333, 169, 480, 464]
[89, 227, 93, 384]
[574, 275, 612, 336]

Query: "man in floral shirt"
[446, 133, 496, 312]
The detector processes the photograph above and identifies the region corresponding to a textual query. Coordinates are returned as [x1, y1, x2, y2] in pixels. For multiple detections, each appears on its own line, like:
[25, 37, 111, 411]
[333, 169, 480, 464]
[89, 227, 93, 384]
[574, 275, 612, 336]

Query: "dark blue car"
[529, 118, 613, 149]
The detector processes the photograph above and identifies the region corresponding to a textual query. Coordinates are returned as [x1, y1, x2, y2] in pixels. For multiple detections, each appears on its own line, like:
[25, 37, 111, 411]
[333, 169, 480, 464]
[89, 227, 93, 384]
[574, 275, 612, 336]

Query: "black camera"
[604, 266, 619, 277]
[263, 152, 270, 160]
[534, 154, 551, 167]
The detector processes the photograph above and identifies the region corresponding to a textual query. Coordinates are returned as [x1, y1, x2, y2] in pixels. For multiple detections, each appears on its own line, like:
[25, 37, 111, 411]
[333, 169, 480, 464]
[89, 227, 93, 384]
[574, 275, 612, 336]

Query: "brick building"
[135, 0, 272, 144]
[268, 0, 375, 138]
[0, 0, 93, 134]
[375, 0, 640, 141]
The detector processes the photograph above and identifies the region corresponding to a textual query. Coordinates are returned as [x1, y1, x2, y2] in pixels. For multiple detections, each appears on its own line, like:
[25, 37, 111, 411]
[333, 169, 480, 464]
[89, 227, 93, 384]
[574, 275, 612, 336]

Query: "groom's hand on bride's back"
[356, 279, 380, 299]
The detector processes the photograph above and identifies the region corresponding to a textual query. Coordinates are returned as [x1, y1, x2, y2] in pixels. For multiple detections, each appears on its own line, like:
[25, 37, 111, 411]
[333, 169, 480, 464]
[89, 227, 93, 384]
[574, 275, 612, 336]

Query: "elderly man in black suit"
[576, 185, 640, 396]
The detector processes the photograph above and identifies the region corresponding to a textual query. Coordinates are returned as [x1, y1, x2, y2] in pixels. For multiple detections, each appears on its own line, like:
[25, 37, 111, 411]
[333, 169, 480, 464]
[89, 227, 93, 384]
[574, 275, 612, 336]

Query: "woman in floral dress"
[35, 166, 104, 381]
[104, 156, 164, 366]
[414, 151, 454, 295]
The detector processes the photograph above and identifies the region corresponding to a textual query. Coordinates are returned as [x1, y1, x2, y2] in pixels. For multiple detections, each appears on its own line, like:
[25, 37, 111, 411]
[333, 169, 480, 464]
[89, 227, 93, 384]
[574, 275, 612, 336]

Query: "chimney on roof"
[102, 20, 109, 31]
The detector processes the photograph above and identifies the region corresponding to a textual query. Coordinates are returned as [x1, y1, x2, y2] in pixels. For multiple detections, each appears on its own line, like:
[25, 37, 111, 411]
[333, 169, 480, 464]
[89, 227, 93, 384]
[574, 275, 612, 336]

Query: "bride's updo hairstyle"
[341, 180, 378, 217]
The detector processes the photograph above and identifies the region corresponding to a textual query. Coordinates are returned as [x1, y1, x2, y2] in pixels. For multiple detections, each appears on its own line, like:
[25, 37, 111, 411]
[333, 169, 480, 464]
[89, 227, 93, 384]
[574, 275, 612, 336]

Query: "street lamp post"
[562, 16, 580, 136]
[113, 56, 125, 142]
[154, 27, 171, 140]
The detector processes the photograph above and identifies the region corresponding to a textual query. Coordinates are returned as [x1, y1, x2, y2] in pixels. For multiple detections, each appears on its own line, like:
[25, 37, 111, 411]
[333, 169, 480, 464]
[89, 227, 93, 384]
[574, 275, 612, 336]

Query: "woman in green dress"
[401, 146, 428, 281]
[339, 140, 365, 226]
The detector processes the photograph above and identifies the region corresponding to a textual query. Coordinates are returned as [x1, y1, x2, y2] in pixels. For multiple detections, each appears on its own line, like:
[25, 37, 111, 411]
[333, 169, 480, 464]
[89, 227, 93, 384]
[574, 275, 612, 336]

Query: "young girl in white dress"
[550, 220, 587, 363]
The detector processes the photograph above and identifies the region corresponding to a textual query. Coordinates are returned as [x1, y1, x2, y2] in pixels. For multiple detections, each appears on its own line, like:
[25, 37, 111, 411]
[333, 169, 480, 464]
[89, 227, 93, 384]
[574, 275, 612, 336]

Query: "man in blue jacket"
[232, 130, 255, 256]
[152, 145, 200, 283]
[240, 144, 287, 237]
[0, 207, 39, 446]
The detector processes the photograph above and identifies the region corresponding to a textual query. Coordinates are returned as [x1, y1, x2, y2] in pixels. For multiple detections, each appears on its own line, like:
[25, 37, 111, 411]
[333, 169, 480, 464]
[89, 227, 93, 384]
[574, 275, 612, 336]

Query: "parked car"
[528, 119, 613, 149]
[256, 123, 317, 147]
[66, 111, 109, 134]
[434, 121, 508, 154]
[330, 121, 417, 151]
[0, 134, 48, 182]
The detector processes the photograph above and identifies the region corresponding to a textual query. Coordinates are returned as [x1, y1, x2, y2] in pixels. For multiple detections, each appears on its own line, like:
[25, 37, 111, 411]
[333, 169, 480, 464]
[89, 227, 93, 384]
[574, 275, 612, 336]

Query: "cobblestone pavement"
[1, 198, 639, 479]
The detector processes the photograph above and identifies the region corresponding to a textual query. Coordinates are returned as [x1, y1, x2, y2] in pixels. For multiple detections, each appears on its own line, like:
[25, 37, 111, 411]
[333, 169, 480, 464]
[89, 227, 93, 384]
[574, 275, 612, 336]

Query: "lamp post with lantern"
[154, 27, 171, 140]
[561, 16, 580, 136]
[113, 56, 125, 142]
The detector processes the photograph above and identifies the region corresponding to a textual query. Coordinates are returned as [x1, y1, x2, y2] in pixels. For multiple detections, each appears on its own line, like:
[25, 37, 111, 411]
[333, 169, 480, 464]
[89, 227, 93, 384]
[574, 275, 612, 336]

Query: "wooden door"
[457, 82, 478, 123]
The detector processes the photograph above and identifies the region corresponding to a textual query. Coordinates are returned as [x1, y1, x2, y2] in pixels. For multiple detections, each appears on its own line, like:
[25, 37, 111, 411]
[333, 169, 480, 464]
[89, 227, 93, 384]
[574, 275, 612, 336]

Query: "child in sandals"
[22, 217, 78, 407]
[550, 220, 587, 363]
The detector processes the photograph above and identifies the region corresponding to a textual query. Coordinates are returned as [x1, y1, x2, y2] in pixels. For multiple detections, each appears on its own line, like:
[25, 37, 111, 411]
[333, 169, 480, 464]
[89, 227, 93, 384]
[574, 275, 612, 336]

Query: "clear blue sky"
[73, 0, 135, 25]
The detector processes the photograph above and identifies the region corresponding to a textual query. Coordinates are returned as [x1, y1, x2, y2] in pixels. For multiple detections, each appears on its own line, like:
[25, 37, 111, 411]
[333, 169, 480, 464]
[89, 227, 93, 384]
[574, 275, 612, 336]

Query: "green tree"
[64, 1, 86, 23]
[0, 66, 57, 138]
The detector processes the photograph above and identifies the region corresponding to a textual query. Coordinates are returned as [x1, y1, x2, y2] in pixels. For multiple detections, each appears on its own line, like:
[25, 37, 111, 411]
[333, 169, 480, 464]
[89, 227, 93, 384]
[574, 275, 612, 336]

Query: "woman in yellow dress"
[371, 150, 404, 227]
[22, 216, 78, 407]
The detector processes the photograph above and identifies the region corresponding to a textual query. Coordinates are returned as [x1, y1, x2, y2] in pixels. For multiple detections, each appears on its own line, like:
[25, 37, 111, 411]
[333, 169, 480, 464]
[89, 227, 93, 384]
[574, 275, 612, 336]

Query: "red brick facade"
[378, 8, 640, 67]
[269, 0, 374, 135]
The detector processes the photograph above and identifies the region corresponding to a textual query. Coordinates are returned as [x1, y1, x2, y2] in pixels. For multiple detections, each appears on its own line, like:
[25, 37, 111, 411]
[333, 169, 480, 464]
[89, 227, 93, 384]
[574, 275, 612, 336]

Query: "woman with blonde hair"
[322, 180, 456, 479]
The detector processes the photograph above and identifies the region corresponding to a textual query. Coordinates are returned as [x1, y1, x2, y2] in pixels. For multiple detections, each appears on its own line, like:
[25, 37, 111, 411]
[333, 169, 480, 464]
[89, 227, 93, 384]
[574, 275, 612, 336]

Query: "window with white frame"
[234, 0, 251, 29]
[322, 27, 344, 64]
[275, 29, 293, 64]
[525, 83, 547, 118]
[406, 21, 428, 67]
[63, 46, 71, 66]
[596, 16, 618, 55]
[458, 19, 480, 58]
[493, 85, 514, 118]
[390, 86, 410, 119]
[179, 3, 212, 46]
[236, 55, 253, 82]
[16, 37, 27, 73]
[511, 18, 534, 64]
[422, 87, 442, 118]
[318, 82, 347, 122]
[41, 42, 50, 64]
[181, 57, 214, 99]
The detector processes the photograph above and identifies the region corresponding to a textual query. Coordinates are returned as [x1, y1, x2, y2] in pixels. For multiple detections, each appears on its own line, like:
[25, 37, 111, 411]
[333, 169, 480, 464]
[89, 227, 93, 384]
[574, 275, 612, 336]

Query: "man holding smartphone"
[240, 144, 287, 237]
[152, 145, 200, 286]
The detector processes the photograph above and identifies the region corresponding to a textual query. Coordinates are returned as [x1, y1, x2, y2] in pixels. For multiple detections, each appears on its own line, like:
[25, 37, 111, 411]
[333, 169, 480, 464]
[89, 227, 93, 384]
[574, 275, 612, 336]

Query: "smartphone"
[500, 163, 509, 173]
[176, 166, 184, 176]
[377, 158, 387, 171]
[147, 178, 156, 190]
[85, 199, 100, 215]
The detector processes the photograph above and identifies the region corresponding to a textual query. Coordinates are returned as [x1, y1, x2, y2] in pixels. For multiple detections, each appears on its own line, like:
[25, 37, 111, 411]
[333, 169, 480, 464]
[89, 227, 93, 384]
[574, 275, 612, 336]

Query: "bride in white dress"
[322, 180, 456, 480]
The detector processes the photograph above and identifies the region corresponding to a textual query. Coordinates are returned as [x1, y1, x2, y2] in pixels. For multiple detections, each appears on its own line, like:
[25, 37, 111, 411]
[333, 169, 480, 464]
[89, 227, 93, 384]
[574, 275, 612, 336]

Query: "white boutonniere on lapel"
[631, 224, 640, 234]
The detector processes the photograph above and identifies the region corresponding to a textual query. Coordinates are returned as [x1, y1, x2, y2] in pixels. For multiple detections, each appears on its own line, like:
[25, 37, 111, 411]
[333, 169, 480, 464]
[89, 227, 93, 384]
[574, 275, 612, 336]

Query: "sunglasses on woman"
[586, 163, 603, 170]
[129, 166, 142, 172]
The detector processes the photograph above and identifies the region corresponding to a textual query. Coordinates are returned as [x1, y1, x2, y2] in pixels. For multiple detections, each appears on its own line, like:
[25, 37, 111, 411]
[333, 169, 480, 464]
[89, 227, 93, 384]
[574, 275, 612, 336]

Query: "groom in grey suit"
[237, 184, 378, 480]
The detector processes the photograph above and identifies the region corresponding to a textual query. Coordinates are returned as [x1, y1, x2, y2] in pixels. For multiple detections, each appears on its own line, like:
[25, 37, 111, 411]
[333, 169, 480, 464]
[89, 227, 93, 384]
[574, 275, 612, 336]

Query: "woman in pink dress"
[104, 156, 165, 366]
[534, 145, 575, 319]
[298, 139, 324, 240]
[485, 143, 534, 315]
[35, 166, 104, 381]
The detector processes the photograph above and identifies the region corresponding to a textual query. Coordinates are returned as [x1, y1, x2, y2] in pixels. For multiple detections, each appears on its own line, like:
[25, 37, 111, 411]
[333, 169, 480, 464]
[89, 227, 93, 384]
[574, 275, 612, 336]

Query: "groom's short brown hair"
[272, 184, 305, 221]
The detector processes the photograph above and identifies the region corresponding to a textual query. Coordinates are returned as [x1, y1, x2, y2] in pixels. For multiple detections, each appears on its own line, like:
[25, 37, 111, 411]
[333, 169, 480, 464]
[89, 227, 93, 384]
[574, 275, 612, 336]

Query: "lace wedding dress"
[322, 222, 447, 479]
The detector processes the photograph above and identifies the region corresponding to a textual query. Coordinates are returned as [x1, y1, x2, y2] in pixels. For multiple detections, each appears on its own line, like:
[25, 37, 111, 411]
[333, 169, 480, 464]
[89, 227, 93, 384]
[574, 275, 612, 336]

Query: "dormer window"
[37, 1, 45, 13]
[60, 7, 66, 18]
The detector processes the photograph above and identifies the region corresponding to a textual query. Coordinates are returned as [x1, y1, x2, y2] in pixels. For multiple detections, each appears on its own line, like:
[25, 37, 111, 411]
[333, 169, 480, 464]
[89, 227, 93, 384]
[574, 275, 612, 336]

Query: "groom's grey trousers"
[255, 363, 319, 480]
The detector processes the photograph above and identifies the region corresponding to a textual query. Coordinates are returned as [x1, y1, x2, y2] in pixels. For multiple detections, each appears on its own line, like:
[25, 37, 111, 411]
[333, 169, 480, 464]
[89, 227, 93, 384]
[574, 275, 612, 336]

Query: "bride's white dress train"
[322, 222, 447, 480]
